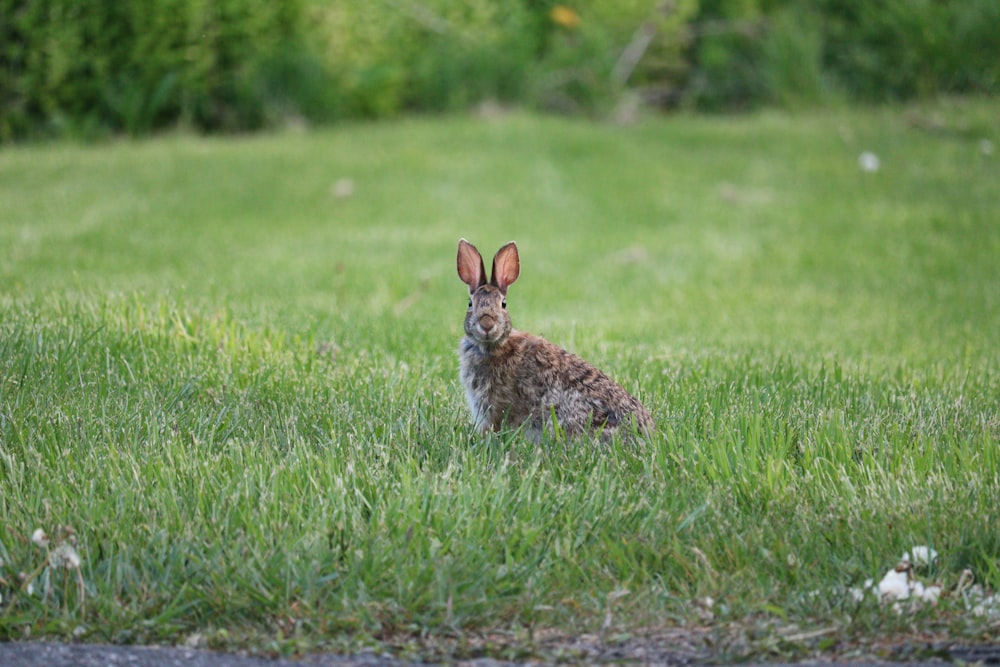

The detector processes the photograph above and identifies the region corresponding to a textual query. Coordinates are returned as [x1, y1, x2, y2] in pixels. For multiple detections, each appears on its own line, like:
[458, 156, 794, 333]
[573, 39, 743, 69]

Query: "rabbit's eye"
[501, 301, 507, 309]
[468, 299, 472, 308]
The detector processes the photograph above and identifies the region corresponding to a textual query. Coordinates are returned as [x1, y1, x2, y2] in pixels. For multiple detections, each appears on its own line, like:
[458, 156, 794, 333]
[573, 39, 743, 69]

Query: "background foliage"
[690, 0, 1000, 110]
[1, 0, 314, 140]
[2, 0, 999, 140]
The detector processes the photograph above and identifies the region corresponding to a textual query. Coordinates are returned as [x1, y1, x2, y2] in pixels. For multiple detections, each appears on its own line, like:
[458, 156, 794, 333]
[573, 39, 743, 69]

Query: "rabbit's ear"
[491, 242, 520, 293]
[458, 239, 487, 292]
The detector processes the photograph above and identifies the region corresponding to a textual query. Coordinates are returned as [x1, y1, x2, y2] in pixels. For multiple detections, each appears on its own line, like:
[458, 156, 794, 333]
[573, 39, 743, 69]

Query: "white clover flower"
[844, 579, 875, 603]
[904, 546, 938, 568]
[858, 151, 881, 172]
[972, 595, 1000, 618]
[31, 528, 49, 548]
[877, 567, 910, 601]
[49, 543, 81, 570]
[918, 583, 942, 604]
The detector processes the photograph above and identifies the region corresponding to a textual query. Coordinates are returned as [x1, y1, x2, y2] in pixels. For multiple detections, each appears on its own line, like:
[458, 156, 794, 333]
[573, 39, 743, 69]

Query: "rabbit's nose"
[480, 317, 495, 332]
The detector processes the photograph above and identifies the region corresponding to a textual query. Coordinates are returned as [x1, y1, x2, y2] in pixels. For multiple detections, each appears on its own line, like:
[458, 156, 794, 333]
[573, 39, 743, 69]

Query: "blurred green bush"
[1, 0, 997, 140]
[818, 0, 1000, 101]
[688, 0, 1000, 110]
[312, 0, 696, 118]
[0, 0, 319, 140]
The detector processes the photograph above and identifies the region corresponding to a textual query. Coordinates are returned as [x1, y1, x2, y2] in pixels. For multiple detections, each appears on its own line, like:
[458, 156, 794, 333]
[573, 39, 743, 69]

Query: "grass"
[1, 97, 999, 660]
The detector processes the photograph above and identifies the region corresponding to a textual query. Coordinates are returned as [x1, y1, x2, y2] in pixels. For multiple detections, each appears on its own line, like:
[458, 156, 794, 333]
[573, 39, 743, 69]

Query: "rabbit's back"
[459, 330, 653, 440]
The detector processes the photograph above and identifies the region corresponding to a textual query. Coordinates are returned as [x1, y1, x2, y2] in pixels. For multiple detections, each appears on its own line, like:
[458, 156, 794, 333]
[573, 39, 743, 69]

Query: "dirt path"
[3, 637, 995, 667]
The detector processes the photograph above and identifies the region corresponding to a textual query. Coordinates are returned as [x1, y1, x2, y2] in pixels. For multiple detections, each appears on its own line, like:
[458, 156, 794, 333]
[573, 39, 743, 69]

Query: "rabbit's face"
[465, 284, 511, 346]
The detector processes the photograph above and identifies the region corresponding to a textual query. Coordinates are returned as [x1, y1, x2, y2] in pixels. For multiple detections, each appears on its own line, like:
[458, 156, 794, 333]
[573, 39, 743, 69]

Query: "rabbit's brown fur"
[457, 239, 653, 441]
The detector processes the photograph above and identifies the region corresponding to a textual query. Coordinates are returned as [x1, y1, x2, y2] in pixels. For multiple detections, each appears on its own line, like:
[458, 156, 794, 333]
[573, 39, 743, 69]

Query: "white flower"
[917, 583, 942, 604]
[972, 596, 1000, 618]
[49, 543, 81, 570]
[847, 578, 877, 604]
[905, 546, 938, 568]
[31, 529, 49, 548]
[878, 567, 910, 601]
[858, 151, 881, 172]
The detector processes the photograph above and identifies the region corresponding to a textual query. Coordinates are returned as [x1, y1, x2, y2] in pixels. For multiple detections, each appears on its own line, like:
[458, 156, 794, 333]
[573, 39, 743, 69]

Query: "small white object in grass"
[877, 567, 911, 601]
[49, 543, 81, 570]
[332, 178, 355, 199]
[965, 584, 1000, 619]
[858, 151, 881, 172]
[918, 583, 942, 604]
[972, 595, 1000, 618]
[847, 578, 876, 604]
[981, 139, 994, 156]
[905, 546, 938, 568]
[956, 568, 975, 593]
[695, 596, 715, 621]
[31, 529, 49, 548]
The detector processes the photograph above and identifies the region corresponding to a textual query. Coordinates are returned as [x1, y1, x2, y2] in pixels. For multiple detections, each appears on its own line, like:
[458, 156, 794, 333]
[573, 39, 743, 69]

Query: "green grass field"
[1, 98, 999, 661]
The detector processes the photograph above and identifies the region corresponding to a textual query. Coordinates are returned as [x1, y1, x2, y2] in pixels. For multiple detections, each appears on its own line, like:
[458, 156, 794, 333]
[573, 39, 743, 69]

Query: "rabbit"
[457, 238, 654, 442]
